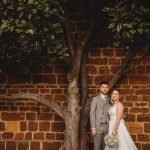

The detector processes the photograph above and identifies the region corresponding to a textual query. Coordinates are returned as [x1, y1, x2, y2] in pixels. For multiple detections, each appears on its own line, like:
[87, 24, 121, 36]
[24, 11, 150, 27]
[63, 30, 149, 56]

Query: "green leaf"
[25, 29, 34, 34]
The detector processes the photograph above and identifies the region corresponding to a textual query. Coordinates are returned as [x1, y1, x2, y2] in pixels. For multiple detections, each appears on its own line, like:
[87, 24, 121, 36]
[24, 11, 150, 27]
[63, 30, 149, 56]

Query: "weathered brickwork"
[0, 48, 150, 150]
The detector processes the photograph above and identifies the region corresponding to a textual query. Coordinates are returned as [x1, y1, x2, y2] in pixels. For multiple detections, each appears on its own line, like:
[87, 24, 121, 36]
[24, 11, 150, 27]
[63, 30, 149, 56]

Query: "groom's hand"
[91, 129, 96, 136]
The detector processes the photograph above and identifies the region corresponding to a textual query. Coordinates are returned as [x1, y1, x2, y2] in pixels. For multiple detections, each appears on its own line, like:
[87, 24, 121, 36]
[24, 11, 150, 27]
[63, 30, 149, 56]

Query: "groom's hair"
[100, 80, 109, 86]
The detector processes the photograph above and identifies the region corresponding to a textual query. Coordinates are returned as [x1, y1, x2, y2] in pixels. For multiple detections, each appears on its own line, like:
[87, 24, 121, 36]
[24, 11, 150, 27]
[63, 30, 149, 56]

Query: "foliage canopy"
[0, 0, 68, 72]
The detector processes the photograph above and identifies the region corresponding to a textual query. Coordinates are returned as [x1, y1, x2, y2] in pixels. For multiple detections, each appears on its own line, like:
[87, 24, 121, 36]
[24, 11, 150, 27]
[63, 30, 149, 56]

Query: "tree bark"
[79, 50, 89, 150]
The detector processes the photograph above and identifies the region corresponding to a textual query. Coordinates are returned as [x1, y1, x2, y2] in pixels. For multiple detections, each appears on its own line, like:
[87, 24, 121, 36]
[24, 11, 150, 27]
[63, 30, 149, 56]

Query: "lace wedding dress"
[105, 104, 138, 150]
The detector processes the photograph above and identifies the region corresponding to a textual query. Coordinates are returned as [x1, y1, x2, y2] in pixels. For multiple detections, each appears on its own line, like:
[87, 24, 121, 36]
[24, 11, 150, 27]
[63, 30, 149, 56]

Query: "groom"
[90, 80, 110, 150]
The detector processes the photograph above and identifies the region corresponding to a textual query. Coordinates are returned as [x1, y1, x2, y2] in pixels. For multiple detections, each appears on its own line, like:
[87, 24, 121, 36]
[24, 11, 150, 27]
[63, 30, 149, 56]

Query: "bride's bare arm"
[112, 102, 124, 136]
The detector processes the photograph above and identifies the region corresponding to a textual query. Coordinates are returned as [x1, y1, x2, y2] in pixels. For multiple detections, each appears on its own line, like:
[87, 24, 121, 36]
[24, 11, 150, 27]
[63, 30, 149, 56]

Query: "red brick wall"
[0, 48, 150, 150]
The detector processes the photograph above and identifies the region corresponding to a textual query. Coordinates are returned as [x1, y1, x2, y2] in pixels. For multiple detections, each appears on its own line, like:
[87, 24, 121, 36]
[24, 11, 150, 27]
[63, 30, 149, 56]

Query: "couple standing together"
[90, 81, 137, 150]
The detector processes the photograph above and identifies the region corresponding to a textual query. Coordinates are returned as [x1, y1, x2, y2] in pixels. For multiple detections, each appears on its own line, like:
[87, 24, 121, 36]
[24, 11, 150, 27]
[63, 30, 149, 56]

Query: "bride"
[105, 89, 137, 150]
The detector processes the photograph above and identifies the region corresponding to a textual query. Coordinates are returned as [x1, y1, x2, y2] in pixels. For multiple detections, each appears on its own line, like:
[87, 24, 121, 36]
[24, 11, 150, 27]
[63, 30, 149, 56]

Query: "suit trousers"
[93, 123, 109, 150]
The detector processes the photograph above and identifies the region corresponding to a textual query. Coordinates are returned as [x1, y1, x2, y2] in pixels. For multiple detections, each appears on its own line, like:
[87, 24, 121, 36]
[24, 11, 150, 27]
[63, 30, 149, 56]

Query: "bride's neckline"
[112, 101, 120, 107]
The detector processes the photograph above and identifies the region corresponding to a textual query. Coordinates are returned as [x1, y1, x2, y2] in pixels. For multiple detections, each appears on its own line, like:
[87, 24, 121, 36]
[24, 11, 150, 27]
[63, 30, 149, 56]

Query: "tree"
[0, 0, 150, 150]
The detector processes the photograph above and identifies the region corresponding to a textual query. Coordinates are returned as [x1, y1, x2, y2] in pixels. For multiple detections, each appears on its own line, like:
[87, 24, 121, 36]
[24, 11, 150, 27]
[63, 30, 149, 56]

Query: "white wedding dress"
[105, 104, 138, 150]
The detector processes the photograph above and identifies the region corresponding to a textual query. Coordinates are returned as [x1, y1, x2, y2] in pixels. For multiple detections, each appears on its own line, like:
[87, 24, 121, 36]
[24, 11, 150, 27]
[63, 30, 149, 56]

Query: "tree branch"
[0, 94, 66, 120]
[63, 15, 74, 57]
[109, 50, 133, 89]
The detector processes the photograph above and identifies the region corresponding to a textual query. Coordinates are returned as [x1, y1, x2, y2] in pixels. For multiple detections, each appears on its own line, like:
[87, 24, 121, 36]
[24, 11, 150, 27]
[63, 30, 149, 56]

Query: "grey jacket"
[90, 94, 110, 130]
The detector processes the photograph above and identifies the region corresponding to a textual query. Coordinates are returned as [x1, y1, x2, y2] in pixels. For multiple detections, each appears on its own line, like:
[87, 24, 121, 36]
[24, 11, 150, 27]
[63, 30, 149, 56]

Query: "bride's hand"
[112, 130, 117, 136]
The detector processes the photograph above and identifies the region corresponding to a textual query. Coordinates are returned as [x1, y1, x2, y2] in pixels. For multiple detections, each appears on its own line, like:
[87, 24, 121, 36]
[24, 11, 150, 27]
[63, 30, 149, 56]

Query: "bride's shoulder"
[117, 102, 124, 109]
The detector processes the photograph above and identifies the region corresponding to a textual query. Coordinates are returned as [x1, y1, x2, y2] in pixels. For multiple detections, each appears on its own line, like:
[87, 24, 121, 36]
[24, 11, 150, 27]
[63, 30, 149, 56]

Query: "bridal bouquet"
[104, 135, 118, 149]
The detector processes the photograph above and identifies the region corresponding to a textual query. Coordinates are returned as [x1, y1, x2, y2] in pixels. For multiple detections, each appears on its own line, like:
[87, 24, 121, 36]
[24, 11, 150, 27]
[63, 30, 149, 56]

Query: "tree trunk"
[79, 51, 89, 150]
[63, 42, 86, 149]
[63, 78, 81, 150]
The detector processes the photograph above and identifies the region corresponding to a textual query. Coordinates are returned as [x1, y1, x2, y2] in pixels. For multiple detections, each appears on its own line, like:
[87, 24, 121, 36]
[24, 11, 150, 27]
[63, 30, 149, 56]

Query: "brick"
[136, 89, 150, 95]
[136, 65, 146, 73]
[129, 75, 150, 84]
[138, 134, 150, 141]
[54, 114, 64, 121]
[124, 95, 138, 101]
[1, 112, 25, 121]
[25, 132, 32, 140]
[33, 75, 56, 84]
[5, 121, 19, 132]
[86, 66, 97, 74]
[39, 122, 50, 131]
[98, 66, 110, 74]
[146, 65, 150, 73]
[19, 107, 30, 111]
[87, 58, 108, 65]
[0, 89, 7, 94]
[135, 103, 148, 107]
[55, 65, 68, 73]
[10, 107, 17, 111]
[20, 89, 28, 93]
[87, 76, 93, 85]
[51, 122, 65, 132]
[8, 73, 31, 84]
[44, 65, 54, 73]
[130, 134, 136, 141]
[28, 89, 39, 94]
[142, 144, 150, 150]
[0, 141, 5, 150]
[103, 48, 114, 57]
[125, 114, 135, 122]
[42, 142, 61, 150]
[26, 113, 36, 120]
[123, 102, 133, 107]
[109, 58, 120, 65]
[28, 122, 38, 131]
[41, 106, 50, 112]
[144, 123, 150, 133]
[111, 66, 121, 74]
[14, 133, 24, 140]
[88, 89, 97, 95]
[31, 107, 40, 112]
[6, 141, 16, 150]
[2, 132, 14, 139]
[94, 75, 112, 85]
[26, 101, 36, 106]
[130, 108, 149, 113]
[136, 143, 141, 150]
[46, 133, 55, 139]
[56, 133, 64, 140]
[40, 89, 50, 93]
[37, 113, 53, 120]
[114, 48, 126, 57]
[16, 102, 25, 106]
[18, 142, 29, 150]
[137, 114, 150, 122]
[0, 106, 9, 111]
[126, 123, 143, 133]
[142, 96, 150, 102]
[0, 122, 5, 131]
[51, 89, 62, 94]
[143, 57, 150, 64]
[31, 142, 40, 150]
[8, 89, 19, 94]
[90, 49, 101, 57]
[57, 75, 68, 84]
[34, 133, 44, 139]
[53, 95, 67, 101]
[20, 122, 27, 131]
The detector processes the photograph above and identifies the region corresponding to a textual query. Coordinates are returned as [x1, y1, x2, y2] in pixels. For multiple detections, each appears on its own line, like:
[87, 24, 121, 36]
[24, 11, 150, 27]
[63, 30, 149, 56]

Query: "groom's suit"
[90, 94, 110, 150]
